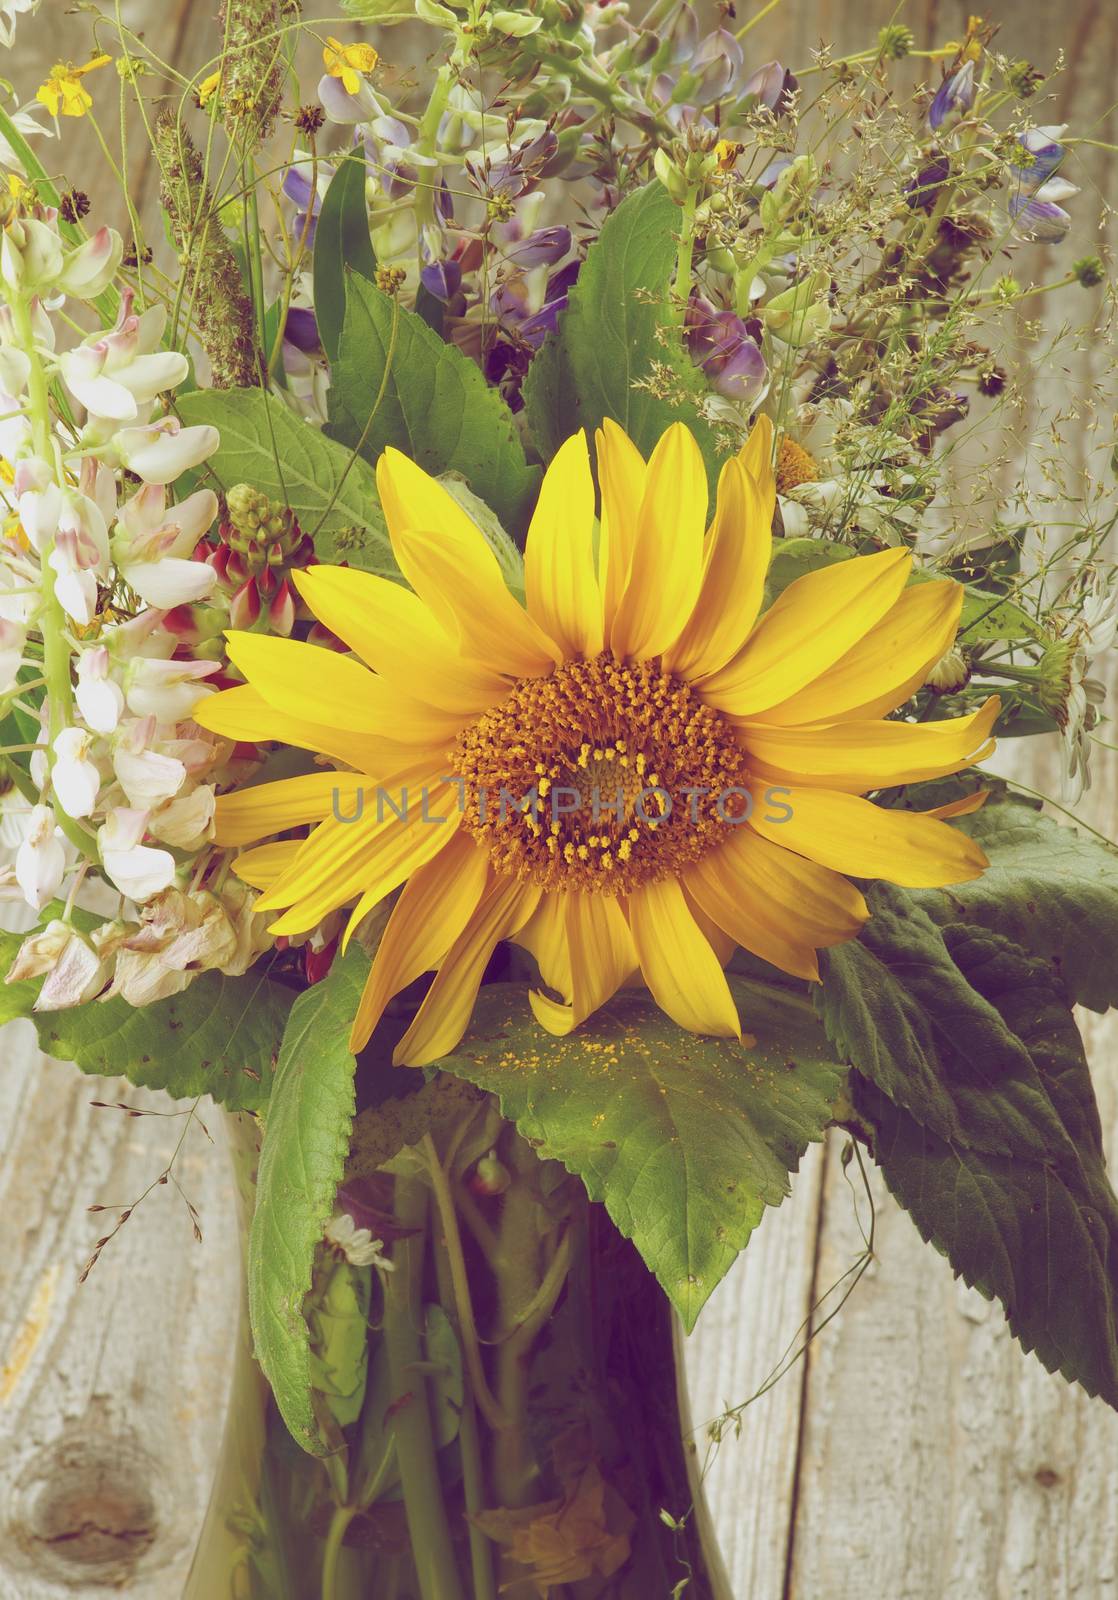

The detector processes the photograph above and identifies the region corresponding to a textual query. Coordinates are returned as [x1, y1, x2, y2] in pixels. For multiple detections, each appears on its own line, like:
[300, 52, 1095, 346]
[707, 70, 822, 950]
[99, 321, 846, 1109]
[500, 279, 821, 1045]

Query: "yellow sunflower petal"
[374, 448, 490, 634]
[595, 419, 645, 632]
[516, 892, 572, 999]
[524, 431, 603, 658]
[663, 455, 772, 680]
[925, 787, 989, 819]
[686, 849, 820, 981]
[626, 876, 740, 1037]
[231, 840, 303, 889]
[193, 683, 388, 772]
[737, 412, 775, 491]
[739, 696, 1000, 792]
[699, 547, 911, 716]
[752, 578, 963, 726]
[746, 785, 990, 887]
[376, 449, 560, 678]
[393, 874, 541, 1067]
[215, 771, 361, 847]
[348, 832, 490, 1052]
[261, 776, 458, 933]
[609, 423, 707, 661]
[292, 566, 508, 715]
[529, 892, 636, 1036]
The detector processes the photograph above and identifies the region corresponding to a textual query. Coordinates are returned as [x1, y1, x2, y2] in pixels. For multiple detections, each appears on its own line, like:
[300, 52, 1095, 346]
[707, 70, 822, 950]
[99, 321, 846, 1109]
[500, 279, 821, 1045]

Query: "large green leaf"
[912, 800, 1118, 1013]
[249, 944, 369, 1455]
[0, 926, 288, 1112]
[818, 882, 1076, 1161]
[328, 274, 540, 538]
[856, 925, 1118, 1409]
[438, 978, 841, 1330]
[314, 154, 377, 364]
[522, 182, 722, 495]
[177, 387, 396, 573]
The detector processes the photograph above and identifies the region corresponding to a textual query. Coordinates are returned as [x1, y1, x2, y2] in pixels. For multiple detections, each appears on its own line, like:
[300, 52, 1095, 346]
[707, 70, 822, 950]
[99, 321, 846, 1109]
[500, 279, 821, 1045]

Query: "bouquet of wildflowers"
[1, 1, 1116, 1594]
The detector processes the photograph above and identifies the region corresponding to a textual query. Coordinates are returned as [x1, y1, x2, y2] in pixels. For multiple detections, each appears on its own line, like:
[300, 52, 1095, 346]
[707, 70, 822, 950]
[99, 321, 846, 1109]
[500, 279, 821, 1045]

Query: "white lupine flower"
[0, 100, 52, 171]
[124, 656, 220, 722]
[0, 387, 29, 456]
[47, 486, 111, 626]
[0, 214, 63, 294]
[0, 0, 39, 49]
[0, 560, 34, 693]
[75, 646, 124, 733]
[324, 1212, 395, 1271]
[7, 918, 109, 1010]
[54, 226, 122, 300]
[51, 727, 101, 818]
[60, 300, 188, 423]
[112, 417, 219, 485]
[0, 343, 29, 394]
[113, 482, 218, 609]
[15, 460, 61, 553]
[14, 803, 65, 910]
[148, 785, 215, 849]
[112, 719, 188, 808]
[98, 807, 176, 903]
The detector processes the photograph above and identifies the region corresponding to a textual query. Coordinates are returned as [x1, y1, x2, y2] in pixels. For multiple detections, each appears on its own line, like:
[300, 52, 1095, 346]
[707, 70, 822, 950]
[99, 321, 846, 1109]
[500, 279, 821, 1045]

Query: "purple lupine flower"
[318, 72, 380, 125]
[504, 225, 572, 269]
[1009, 177, 1079, 242]
[493, 257, 580, 349]
[905, 154, 952, 211]
[284, 306, 321, 352]
[685, 294, 768, 403]
[282, 162, 331, 250]
[689, 30, 744, 102]
[1013, 124, 1067, 186]
[420, 258, 463, 302]
[928, 60, 976, 130]
[742, 61, 797, 115]
[482, 130, 560, 199]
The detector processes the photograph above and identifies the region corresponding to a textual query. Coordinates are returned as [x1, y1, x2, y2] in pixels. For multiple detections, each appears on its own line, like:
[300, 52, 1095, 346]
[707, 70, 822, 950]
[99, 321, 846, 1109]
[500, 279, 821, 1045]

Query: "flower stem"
[671, 185, 699, 319]
[384, 1174, 466, 1600]
[9, 294, 96, 859]
[320, 1502, 358, 1600]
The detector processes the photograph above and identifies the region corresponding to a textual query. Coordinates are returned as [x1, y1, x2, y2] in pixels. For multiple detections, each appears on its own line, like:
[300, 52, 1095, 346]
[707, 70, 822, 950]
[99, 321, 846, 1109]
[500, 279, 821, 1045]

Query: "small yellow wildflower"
[36, 55, 112, 118]
[714, 139, 744, 172]
[322, 36, 379, 97]
[198, 70, 222, 108]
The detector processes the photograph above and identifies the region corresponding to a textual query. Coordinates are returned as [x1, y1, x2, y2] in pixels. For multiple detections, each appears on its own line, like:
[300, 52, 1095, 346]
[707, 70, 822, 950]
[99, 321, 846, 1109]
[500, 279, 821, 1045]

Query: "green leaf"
[176, 387, 397, 574]
[314, 154, 377, 364]
[857, 926, 1118, 1409]
[763, 537, 853, 606]
[249, 944, 370, 1455]
[0, 926, 288, 1110]
[522, 182, 722, 495]
[437, 978, 841, 1330]
[819, 883, 1078, 1160]
[912, 800, 1118, 1013]
[957, 585, 1047, 644]
[328, 273, 540, 538]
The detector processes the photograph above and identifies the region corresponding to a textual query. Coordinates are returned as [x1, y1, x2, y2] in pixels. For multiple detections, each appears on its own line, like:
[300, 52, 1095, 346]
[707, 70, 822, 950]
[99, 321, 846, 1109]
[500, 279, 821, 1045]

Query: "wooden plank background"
[1, 1, 1114, 1594]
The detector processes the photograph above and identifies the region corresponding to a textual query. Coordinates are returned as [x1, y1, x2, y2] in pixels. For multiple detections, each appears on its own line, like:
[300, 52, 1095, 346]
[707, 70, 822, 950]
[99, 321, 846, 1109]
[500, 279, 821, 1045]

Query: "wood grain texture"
[2, 0, 1117, 1596]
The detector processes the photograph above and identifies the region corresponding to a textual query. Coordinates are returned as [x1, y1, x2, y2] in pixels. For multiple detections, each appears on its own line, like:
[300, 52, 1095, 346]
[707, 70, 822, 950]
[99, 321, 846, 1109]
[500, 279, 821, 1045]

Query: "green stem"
[384, 1175, 466, 1600]
[320, 1502, 358, 1600]
[414, 64, 454, 245]
[8, 296, 96, 859]
[671, 186, 699, 318]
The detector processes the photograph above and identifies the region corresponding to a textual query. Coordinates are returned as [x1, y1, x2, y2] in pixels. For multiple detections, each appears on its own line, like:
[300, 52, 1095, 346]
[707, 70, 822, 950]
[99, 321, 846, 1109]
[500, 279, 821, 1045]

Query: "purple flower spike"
[691, 30, 744, 101]
[685, 295, 768, 404]
[928, 60, 976, 131]
[507, 225, 572, 268]
[284, 307, 321, 352]
[1014, 125, 1067, 186]
[743, 60, 797, 115]
[421, 259, 463, 302]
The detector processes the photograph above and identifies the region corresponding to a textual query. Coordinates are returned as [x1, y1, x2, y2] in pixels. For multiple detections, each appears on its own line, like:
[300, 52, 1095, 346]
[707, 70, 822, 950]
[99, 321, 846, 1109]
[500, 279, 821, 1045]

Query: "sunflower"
[195, 420, 996, 1065]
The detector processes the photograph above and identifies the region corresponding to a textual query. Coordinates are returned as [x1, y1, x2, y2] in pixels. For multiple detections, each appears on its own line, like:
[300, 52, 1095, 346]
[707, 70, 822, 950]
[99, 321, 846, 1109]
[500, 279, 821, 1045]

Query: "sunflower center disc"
[452, 651, 748, 894]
